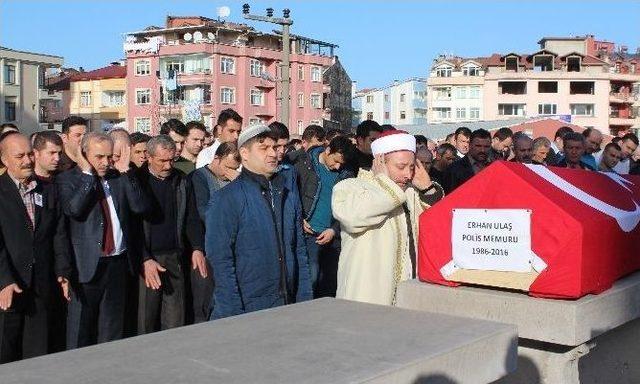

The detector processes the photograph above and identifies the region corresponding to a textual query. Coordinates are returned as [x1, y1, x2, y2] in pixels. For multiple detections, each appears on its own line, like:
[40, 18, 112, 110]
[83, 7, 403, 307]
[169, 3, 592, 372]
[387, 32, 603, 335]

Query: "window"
[249, 118, 262, 126]
[455, 87, 467, 99]
[366, 112, 374, 120]
[533, 55, 554, 72]
[570, 104, 594, 116]
[366, 95, 374, 103]
[400, 93, 406, 102]
[434, 87, 451, 100]
[220, 57, 235, 74]
[311, 66, 321, 82]
[183, 56, 209, 74]
[220, 87, 235, 104]
[384, 111, 390, 120]
[538, 81, 558, 93]
[456, 107, 466, 119]
[165, 60, 184, 74]
[250, 59, 264, 77]
[297, 120, 304, 134]
[470, 107, 480, 119]
[135, 118, 151, 133]
[298, 65, 304, 81]
[499, 82, 527, 95]
[498, 104, 526, 116]
[570, 81, 594, 95]
[250, 89, 263, 106]
[538, 104, 557, 115]
[567, 57, 581, 72]
[297, 93, 304, 107]
[469, 86, 481, 99]
[4, 64, 16, 84]
[463, 66, 480, 76]
[310, 120, 322, 126]
[135, 60, 150, 76]
[384, 94, 390, 102]
[102, 91, 125, 107]
[400, 111, 406, 120]
[435, 66, 452, 77]
[310, 93, 321, 109]
[4, 101, 16, 121]
[80, 91, 92, 107]
[135, 89, 151, 105]
[414, 90, 426, 99]
[433, 107, 451, 119]
[162, 86, 184, 105]
[505, 57, 519, 71]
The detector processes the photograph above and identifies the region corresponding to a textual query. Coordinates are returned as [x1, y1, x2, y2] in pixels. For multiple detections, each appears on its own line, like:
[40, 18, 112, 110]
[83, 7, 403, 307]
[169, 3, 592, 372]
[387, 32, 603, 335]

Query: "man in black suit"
[0, 133, 71, 363]
[57, 132, 147, 349]
[442, 129, 492, 194]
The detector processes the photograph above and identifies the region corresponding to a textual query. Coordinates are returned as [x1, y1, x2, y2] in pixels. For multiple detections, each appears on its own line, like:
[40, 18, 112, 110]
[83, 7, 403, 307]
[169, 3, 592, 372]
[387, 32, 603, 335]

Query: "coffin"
[419, 161, 640, 299]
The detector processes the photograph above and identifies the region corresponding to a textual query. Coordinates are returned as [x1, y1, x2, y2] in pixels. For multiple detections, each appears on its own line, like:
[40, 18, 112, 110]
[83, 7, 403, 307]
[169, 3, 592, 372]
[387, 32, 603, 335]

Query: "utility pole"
[242, 4, 292, 128]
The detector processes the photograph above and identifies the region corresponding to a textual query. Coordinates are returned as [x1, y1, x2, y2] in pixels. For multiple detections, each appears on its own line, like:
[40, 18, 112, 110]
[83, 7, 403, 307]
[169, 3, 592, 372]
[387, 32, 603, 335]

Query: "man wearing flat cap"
[205, 124, 312, 319]
[332, 130, 444, 306]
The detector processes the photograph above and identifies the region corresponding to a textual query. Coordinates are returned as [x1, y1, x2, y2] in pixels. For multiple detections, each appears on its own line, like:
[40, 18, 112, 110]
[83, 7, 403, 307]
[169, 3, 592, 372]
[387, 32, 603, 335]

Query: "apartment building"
[69, 63, 127, 131]
[0, 46, 63, 133]
[354, 78, 427, 126]
[428, 35, 640, 135]
[428, 57, 484, 124]
[124, 15, 351, 135]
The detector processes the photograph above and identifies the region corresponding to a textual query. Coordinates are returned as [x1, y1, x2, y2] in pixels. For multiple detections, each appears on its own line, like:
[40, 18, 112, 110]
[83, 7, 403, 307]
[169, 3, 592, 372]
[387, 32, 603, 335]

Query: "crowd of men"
[0, 112, 638, 363]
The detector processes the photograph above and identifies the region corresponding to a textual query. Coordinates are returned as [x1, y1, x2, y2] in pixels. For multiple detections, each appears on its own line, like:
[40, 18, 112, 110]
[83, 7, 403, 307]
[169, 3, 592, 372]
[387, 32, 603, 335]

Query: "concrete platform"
[396, 271, 640, 346]
[0, 298, 517, 384]
[396, 272, 640, 383]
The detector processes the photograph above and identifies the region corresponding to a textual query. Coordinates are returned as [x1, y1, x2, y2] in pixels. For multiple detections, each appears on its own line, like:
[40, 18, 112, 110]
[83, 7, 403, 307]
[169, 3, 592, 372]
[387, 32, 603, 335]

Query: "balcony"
[609, 91, 634, 104]
[254, 78, 276, 89]
[176, 71, 212, 85]
[609, 110, 636, 126]
[412, 98, 427, 110]
[249, 104, 274, 118]
[39, 88, 62, 100]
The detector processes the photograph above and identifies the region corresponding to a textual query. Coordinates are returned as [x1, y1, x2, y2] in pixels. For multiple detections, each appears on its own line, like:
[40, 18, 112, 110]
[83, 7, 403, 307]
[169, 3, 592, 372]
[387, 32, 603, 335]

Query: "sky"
[1, 1, 639, 89]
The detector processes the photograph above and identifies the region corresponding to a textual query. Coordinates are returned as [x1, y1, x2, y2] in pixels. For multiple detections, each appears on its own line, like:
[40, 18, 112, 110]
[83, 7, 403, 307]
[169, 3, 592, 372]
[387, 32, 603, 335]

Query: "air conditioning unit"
[204, 69, 211, 74]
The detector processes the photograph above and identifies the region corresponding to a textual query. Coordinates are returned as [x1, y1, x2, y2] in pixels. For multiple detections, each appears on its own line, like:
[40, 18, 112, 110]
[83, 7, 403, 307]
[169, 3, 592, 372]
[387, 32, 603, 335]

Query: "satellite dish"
[193, 31, 203, 41]
[217, 6, 231, 18]
[207, 32, 215, 40]
[184, 33, 192, 41]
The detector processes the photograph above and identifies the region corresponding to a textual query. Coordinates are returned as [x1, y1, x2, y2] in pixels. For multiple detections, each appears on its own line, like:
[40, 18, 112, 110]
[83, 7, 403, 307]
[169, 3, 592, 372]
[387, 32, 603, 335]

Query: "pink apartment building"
[124, 15, 352, 136]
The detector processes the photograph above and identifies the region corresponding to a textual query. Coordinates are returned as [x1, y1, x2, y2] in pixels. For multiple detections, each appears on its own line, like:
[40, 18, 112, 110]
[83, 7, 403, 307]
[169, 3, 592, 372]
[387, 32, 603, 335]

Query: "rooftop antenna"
[217, 6, 231, 21]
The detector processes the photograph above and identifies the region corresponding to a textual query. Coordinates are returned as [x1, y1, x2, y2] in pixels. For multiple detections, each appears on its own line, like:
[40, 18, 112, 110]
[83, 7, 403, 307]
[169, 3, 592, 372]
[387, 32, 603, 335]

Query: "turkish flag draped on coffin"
[419, 161, 640, 299]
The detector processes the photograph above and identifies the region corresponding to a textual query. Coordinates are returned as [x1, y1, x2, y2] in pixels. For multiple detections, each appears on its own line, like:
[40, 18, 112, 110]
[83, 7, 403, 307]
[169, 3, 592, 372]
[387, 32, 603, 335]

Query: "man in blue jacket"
[289, 136, 355, 297]
[205, 124, 312, 319]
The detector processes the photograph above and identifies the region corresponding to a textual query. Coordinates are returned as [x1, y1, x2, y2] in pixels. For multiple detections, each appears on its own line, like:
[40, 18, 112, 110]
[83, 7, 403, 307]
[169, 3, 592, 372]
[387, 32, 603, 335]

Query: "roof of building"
[397, 117, 533, 139]
[432, 49, 610, 71]
[538, 36, 590, 44]
[70, 64, 126, 81]
[394, 117, 617, 142]
[0, 46, 64, 59]
[352, 77, 428, 96]
[45, 68, 80, 91]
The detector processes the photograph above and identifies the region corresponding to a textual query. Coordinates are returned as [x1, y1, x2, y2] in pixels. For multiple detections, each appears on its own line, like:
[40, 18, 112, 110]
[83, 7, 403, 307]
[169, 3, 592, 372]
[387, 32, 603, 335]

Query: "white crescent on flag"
[524, 164, 640, 232]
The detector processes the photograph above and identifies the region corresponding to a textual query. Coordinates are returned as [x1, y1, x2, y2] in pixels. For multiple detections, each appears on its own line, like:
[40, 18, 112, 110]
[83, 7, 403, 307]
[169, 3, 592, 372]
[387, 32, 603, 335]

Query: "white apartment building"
[355, 78, 427, 126]
[0, 46, 64, 133]
[428, 56, 484, 124]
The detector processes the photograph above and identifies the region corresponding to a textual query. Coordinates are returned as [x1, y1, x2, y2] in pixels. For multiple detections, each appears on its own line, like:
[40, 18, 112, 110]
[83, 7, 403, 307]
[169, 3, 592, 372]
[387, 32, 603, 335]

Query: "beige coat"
[332, 170, 429, 306]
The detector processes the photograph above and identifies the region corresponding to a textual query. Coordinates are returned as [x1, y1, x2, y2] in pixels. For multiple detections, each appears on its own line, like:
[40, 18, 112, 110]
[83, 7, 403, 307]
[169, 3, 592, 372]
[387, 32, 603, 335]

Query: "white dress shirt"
[101, 179, 125, 256]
